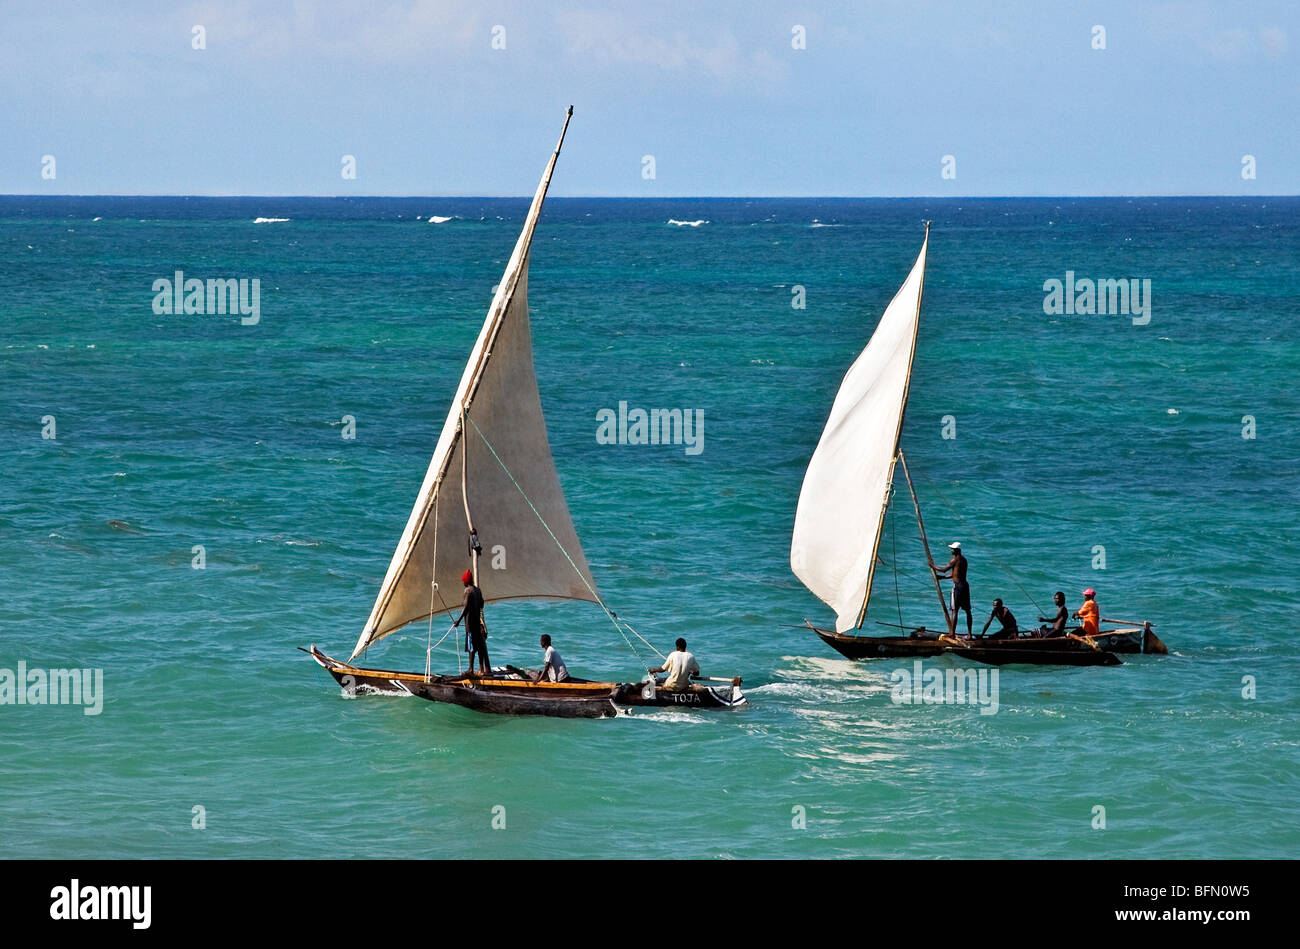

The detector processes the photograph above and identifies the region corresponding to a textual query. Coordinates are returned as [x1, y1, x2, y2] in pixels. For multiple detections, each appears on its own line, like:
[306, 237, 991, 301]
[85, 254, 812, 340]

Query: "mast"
[898, 449, 953, 634]
[853, 221, 930, 630]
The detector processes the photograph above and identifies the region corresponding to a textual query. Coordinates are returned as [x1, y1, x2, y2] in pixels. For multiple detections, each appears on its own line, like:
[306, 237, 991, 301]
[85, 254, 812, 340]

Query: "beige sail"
[790, 229, 929, 633]
[352, 109, 598, 659]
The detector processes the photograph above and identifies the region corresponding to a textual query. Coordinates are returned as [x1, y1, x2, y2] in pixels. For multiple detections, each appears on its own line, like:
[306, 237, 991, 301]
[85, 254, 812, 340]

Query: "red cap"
[462, 569, 473, 584]
[1082, 588, 1096, 597]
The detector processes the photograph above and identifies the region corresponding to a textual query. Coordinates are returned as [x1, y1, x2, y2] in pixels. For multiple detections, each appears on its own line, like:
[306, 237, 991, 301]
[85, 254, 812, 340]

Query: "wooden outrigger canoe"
[809, 622, 1166, 667]
[306, 645, 621, 718]
[788, 227, 1172, 672]
[310, 111, 746, 719]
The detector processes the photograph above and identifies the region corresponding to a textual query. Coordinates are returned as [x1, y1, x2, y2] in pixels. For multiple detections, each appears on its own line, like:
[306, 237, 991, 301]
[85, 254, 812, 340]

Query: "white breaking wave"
[253, 217, 290, 224]
[667, 219, 709, 227]
[427, 215, 454, 224]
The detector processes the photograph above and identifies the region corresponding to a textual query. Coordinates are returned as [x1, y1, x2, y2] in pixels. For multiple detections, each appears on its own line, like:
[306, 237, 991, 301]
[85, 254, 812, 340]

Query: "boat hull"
[612, 680, 746, 710]
[812, 626, 1152, 666]
[946, 644, 1122, 667]
[304, 646, 619, 718]
[408, 678, 620, 718]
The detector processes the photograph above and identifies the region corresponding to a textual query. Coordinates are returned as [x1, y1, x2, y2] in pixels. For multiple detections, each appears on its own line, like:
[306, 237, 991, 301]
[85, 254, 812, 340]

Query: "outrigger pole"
[898, 450, 954, 635]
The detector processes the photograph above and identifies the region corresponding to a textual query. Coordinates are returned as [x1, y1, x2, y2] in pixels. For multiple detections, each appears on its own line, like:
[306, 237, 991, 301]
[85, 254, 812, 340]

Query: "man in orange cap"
[1074, 588, 1100, 636]
[453, 567, 490, 675]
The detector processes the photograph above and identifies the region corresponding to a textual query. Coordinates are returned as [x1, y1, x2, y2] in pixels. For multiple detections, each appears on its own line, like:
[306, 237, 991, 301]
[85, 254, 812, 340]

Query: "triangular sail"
[352, 108, 598, 659]
[790, 230, 929, 633]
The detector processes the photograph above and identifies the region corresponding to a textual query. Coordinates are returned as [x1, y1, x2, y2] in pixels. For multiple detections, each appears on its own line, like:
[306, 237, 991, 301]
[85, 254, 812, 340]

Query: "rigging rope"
[890, 494, 903, 628]
[911, 470, 1046, 616]
[424, 494, 464, 678]
[465, 415, 651, 666]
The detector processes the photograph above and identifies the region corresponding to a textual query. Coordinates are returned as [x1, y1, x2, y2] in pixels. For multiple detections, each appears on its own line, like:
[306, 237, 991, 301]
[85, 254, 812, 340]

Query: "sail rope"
[424, 493, 464, 678]
[890, 496, 904, 628]
[619, 621, 665, 661]
[465, 415, 652, 666]
[910, 469, 1046, 616]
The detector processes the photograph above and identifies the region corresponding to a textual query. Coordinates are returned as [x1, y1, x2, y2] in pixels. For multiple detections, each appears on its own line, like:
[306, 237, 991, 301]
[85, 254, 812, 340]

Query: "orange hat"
[462, 569, 473, 584]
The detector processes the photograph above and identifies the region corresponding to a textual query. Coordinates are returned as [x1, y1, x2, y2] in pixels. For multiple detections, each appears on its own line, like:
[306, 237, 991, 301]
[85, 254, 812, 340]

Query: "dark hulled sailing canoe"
[789, 226, 1170, 669]
[811, 623, 1165, 667]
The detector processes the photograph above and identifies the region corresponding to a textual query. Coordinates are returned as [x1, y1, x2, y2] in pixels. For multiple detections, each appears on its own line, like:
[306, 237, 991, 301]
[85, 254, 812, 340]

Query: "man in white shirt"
[649, 638, 700, 692]
[533, 634, 569, 682]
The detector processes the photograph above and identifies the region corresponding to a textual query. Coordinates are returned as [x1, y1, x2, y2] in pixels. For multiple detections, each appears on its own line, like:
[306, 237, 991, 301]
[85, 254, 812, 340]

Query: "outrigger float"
[306, 108, 743, 716]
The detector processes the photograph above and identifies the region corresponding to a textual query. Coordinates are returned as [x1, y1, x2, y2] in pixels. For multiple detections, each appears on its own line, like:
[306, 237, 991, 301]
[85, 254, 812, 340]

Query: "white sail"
[352, 109, 598, 659]
[790, 230, 929, 633]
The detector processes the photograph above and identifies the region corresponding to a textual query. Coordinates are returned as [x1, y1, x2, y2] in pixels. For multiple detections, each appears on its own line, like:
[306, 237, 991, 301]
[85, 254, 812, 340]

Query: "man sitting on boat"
[1073, 588, 1100, 636]
[982, 598, 1019, 640]
[933, 542, 973, 638]
[453, 568, 491, 676]
[533, 634, 570, 683]
[1035, 591, 1069, 638]
[648, 638, 701, 692]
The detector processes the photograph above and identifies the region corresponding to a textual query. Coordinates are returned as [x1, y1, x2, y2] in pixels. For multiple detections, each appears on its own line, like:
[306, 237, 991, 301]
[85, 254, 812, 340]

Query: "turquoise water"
[2, 196, 1297, 858]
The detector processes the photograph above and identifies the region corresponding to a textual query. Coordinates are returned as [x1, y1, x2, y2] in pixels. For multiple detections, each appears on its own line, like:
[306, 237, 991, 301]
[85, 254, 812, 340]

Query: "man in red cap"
[453, 567, 489, 675]
[1074, 588, 1100, 636]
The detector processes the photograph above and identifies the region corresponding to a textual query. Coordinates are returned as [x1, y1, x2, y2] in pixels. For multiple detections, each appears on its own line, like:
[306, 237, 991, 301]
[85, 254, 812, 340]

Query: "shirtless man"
[452, 568, 490, 675]
[933, 542, 973, 637]
[982, 598, 1019, 640]
[1036, 591, 1069, 638]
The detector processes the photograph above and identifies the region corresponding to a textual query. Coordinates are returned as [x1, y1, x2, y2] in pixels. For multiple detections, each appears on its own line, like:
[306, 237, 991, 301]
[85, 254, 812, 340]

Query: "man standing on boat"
[649, 638, 700, 692]
[933, 542, 973, 638]
[533, 634, 570, 683]
[1074, 588, 1100, 636]
[453, 568, 490, 676]
[981, 598, 1019, 640]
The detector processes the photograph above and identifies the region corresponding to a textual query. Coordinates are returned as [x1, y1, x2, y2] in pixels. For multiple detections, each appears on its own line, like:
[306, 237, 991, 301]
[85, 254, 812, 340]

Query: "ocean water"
[2, 196, 1297, 859]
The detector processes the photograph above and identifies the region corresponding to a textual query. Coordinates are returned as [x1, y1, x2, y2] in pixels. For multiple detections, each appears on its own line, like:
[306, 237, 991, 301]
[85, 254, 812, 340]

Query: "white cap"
[948, 541, 961, 549]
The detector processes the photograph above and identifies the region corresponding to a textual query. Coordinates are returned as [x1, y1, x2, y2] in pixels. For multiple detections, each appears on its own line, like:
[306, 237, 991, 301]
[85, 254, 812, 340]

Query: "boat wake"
[340, 683, 410, 699]
[620, 708, 711, 724]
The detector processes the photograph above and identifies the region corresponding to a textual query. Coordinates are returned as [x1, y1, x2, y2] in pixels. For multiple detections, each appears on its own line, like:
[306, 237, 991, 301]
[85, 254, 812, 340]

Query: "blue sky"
[2, 1, 1296, 196]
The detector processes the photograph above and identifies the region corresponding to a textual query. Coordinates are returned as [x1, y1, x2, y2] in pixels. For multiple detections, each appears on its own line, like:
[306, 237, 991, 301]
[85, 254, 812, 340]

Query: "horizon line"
[2, 192, 1295, 201]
